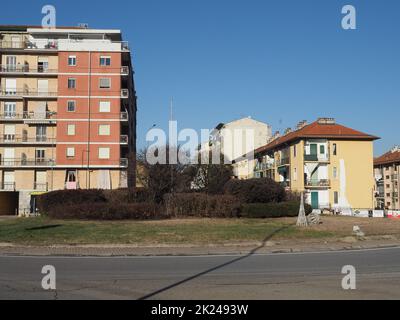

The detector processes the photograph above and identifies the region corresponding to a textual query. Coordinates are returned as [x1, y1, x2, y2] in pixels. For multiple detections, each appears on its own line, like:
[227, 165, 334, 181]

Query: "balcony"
[305, 179, 331, 188]
[0, 182, 15, 191]
[0, 88, 58, 99]
[0, 135, 56, 144]
[121, 89, 129, 98]
[0, 40, 58, 51]
[121, 66, 129, 76]
[120, 112, 129, 121]
[393, 192, 399, 199]
[0, 159, 55, 167]
[304, 154, 330, 162]
[254, 162, 273, 172]
[120, 158, 128, 167]
[120, 135, 128, 144]
[277, 157, 290, 166]
[34, 182, 48, 191]
[0, 111, 57, 122]
[0, 65, 58, 75]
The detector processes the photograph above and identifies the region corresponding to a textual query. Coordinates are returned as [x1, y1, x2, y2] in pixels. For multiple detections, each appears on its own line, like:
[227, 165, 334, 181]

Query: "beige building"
[199, 117, 272, 179]
[0, 25, 137, 215]
[374, 146, 400, 210]
[252, 118, 379, 212]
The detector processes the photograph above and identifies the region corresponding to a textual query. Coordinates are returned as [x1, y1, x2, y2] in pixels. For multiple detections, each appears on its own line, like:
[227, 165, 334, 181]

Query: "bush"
[164, 193, 241, 218]
[37, 189, 106, 214]
[224, 178, 286, 203]
[45, 202, 164, 220]
[240, 201, 312, 218]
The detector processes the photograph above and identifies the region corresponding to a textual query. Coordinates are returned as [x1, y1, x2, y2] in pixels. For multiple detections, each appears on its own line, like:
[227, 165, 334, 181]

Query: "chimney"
[391, 146, 400, 153]
[284, 127, 292, 135]
[317, 118, 335, 125]
[296, 120, 307, 130]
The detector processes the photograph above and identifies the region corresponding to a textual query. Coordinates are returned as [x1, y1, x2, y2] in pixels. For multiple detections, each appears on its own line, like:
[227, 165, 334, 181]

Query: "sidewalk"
[0, 235, 399, 257]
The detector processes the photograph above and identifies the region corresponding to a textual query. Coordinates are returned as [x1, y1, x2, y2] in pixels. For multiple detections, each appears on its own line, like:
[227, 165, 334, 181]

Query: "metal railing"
[304, 154, 330, 162]
[0, 40, 58, 50]
[0, 158, 55, 167]
[120, 135, 128, 144]
[254, 162, 273, 171]
[0, 181, 15, 191]
[121, 66, 129, 75]
[121, 89, 129, 98]
[0, 65, 58, 73]
[0, 135, 56, 144]
[34, 182, 48, 191]
[120, 112, 128, 120]
[0, 111, 57, 120]
[120, 158, 128, 167]
[305, 179, 330, 187]
[0, 88, 58, 98]
[277, 157, 290, 166]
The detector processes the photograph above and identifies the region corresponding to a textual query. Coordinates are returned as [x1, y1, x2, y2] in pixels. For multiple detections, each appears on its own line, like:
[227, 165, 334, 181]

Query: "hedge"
[164, 193, 241, 218]
[240, 201, 313, 218]
[224, 178, 286, 203]
[44, 202, 164, 220]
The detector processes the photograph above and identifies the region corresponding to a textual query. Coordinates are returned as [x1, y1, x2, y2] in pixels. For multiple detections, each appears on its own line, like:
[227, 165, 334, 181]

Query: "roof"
[255, 119, 379, 155]
[374, 149, 400, 166]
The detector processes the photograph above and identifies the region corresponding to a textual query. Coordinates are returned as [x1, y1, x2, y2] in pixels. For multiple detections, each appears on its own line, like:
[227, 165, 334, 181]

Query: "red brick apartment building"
[0, 25, 137, 215]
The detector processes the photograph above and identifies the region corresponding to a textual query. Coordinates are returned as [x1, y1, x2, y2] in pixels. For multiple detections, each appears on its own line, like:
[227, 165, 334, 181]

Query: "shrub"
[164, 193, 241, 218]
[45, 202, 165, 220]
[224, 178, 286, 203]
[37, 189, 106, 214]
[240, 201, 313, 218]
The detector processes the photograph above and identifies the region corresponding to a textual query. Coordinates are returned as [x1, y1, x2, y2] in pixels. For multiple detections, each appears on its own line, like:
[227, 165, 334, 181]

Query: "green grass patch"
[0, 217, 336, 246]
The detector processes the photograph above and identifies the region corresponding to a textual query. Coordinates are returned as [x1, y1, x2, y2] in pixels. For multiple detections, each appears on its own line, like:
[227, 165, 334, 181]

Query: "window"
[99, 78, 111, 89]
[293, 145, 296, 157]
[67, 101, 76, 112]
[98, 124, 111, 136]
[334, 191, 338, 204]
[320, 145, 325, 154]
[100, 56, 111, 66]
[98, 147, 110, 159]
[68, 56, 76, 66]
[293, 168, 297, 181]
[36, 149, 45, 161]
[333, 143, 337, 155]
[66, 147, 75, 158]
[99, 101, 111, 112]
[67, 124, 76, 136]
[68, 78, 76, 89]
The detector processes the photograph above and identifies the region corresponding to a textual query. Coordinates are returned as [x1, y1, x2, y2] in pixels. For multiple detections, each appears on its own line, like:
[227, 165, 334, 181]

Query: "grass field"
[0, 216, 399, 246]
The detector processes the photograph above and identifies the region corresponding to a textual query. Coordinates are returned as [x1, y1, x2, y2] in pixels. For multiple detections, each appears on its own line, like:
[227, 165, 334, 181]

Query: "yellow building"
[253, 118, 379, 212]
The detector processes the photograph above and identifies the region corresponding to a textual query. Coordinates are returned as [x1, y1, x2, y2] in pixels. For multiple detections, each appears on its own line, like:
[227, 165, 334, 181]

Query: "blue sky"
[2, 0, 399, 155]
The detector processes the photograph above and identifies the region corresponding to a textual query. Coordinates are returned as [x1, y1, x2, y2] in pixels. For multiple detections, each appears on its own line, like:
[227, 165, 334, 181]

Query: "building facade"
[374, 146, 400, 210]
[199, 117, 272, 180]
[0, 25, 137, 215]
[253, 118, 379, 212]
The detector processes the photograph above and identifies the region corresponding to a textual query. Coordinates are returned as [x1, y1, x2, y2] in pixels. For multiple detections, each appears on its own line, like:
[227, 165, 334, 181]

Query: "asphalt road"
[1, 247, 400, 300]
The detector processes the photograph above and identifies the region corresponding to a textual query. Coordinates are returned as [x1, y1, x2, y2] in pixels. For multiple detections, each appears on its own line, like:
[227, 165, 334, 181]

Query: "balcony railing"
[0, 182, 15, 191]
[0, 65, 58, 74]
[120, 135, 128, 144]
[0, 135, 56, 144]
[0, 159, 55, 167]
[254, 162, 273, 171]
[34, 182, 48, 191]
[304, 154, 330, 162]
[277, 157, 290, 166]
[120, 158, 128, 167]
[305, 179, 331, 187]
[0, 88, 58, 98]
[121, 66, 129, 75]
[393, 192, 399, 198]
[0, 40, 58, 50]
[121, 89, 129, 98]
[0, 111, 57, 120]
[120, 112, 128, 120]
